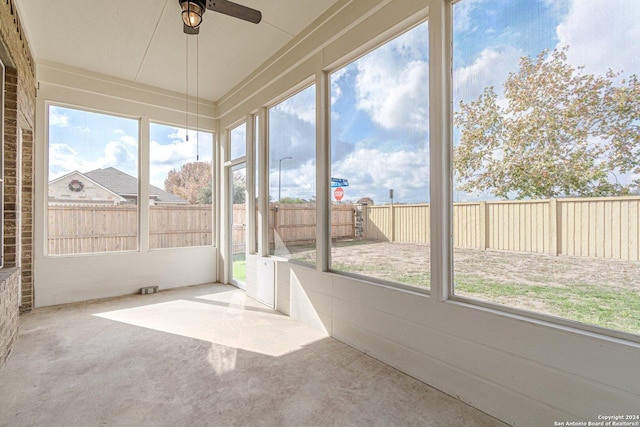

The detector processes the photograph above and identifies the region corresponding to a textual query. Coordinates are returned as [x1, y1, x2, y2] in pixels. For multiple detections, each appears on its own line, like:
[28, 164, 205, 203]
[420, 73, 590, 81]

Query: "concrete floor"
[0, 284, 507, 427]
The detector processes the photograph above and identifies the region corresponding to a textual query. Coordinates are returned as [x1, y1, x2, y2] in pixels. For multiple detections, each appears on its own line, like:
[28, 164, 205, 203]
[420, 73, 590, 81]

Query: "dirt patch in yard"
[287, 240, 640, 334]
[317, 240, 640, 291]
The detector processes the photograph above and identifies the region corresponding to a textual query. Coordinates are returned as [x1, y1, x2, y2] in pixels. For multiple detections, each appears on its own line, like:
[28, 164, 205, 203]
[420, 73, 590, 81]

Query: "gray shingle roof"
[84, 167, 188, 204]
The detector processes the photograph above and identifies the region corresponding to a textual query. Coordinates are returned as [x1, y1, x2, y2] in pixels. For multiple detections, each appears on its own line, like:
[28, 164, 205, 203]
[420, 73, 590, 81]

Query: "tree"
[198, 185, 212, 205]
[196, 174, 246, 204]
[278, 197, 310, 204]
[454, 47, 640, 199]
[164, 161, 212, 204]
[232, 173, 246, 204]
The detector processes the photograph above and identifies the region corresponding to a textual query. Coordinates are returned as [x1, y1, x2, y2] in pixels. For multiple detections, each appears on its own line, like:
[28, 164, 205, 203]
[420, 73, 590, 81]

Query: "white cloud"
[270, 160, 317, 201]
[556, 0, 640, 77]
[149, 128, 213, 188]
[330, 68, 348, 106]
[356, 59, 428, 131]
[354, 22, 429, 132]
[100, 141, 137, 175]
[453, 0, 489, 33]
[453, 45, 523, 105]
[150, 140, 194, 165]
[49, 135, 139, 181]
[331, 148, 429, 204]
[273, 86, 316, 125]
[49, 108, 69, 127]
[268, 145, 430, 204]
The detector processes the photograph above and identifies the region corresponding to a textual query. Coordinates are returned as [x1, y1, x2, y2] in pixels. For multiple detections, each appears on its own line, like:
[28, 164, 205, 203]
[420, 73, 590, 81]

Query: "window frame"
[224, 121, 248, 287]
[265, 78, 318, 266]
[147, 120, 215, 251]
[44, 101, 142, 257]
[324, 18, 432, 294]
[443, 0, 640, 344]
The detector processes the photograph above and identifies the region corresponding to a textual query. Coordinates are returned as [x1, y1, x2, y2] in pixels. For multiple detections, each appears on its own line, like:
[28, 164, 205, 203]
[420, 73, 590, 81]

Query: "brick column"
[20, 129, 33, 310]
[4, 67, 19, 268]
[0, 268, 20, 368]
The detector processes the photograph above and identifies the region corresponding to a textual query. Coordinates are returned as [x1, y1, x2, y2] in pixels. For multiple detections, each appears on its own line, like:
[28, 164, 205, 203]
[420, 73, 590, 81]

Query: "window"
[232, 163, 247, 282]
[230, 122, 247, 160]
[268, 85, 317, 267]
[149, 123, 213, 249]
[452, 0, 640, 336]
[329, 21, 430, 289]
[229, 123, 247, 283]
[47, 105, 139, 255]
[253, 115, 260, 254]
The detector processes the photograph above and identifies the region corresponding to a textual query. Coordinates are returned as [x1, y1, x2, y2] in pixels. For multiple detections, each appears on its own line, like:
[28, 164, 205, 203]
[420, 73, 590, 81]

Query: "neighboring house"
[356, 197, 374, 206]
[48, 167, 189, 206]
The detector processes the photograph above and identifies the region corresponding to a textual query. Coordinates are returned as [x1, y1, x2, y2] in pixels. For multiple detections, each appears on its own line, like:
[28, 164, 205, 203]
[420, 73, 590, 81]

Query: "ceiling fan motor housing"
[180, 0, 262, 34]
[180, 0, 207, 29]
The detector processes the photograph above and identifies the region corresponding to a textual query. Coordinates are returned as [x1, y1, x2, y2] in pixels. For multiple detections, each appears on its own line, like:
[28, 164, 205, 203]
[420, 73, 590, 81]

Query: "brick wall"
[21, 129, 33, 309]
[0, 0, 35, 128]
[4, 67, 20, 268]
[0, 0, 36, 367]
[0, 267, 20, 368]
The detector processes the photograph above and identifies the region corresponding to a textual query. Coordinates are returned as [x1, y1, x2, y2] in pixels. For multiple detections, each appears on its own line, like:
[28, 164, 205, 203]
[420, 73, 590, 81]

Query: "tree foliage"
[279, 197, 312, 204]
[232, 173, 246, 204]
[454, 47, 640, 199]
[164, 161, 212, 204]
[198, 184, 212, 205]
[194, 174, 246, 204]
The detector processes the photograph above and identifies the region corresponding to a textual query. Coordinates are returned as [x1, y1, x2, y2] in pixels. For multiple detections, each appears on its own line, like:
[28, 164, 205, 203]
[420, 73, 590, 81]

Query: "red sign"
[334, 187, 344, 201]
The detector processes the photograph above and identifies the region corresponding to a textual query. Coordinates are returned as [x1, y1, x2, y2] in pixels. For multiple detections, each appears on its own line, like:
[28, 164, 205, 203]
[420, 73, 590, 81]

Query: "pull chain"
[196, 34, 199, 161]
[185, 33, 189, 143]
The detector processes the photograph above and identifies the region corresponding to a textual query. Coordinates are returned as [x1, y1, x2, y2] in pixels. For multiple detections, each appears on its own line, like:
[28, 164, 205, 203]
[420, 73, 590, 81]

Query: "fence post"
[389, 204, 395, 242]
[548, 198, 559, 256]
[479, 201, 488, 250]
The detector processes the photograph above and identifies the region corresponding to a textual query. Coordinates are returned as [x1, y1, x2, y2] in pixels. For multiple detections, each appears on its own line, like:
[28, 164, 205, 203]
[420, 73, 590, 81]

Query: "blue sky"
[49, 0, 640, 203]
[48, 106, 139, 180]
[49, 107, 213, 188]
[149, 123, 212, 188]
[452, 0, 640, 201]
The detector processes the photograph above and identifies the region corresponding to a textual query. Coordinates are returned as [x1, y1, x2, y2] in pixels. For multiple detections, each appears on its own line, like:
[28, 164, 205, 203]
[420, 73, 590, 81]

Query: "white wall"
[278, 263, 640, 425]
[34, 62, 218, 307]
[216, 0, 640, 425]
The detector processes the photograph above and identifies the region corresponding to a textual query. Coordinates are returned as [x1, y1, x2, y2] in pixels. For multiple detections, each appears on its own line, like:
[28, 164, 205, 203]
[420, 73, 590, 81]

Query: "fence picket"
[48, 197, 640, 261]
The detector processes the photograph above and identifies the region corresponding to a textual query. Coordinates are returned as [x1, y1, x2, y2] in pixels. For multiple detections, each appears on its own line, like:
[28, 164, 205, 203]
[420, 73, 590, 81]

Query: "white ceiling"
[15, 0, 340, 101]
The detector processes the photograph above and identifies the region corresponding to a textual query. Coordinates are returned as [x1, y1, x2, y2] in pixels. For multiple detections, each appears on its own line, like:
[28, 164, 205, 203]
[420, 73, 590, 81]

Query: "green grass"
[267, 238, 640, 335]
[328, 263, 640, 334]
[396, 272, 430, 288]
[455, 274, 640, 334]
[233, 253, 246, 282]
[331, 263, 430, 288]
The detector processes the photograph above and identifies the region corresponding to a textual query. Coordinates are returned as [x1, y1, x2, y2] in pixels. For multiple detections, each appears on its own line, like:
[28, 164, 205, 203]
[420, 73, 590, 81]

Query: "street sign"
[331, 177, 349, 188]
[334, 187, 345, 201]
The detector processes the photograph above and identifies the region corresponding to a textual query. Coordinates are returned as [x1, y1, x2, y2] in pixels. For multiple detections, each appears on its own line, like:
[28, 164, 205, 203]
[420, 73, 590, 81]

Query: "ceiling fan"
[179, 0, 262, 35]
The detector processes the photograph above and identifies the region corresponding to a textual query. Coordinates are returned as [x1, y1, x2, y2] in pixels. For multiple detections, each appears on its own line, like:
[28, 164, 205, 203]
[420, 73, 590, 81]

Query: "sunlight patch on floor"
[93, 289, 328, 360]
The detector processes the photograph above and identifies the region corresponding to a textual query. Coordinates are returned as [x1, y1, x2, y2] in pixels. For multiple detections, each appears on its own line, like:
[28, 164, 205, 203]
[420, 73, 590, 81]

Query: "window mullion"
[429, 0, 453, 302]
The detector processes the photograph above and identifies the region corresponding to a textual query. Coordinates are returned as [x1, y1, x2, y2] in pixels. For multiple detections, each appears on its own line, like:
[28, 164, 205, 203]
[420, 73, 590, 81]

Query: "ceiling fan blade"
[206, 0, 262, 24]
[183, 23, 200, 35]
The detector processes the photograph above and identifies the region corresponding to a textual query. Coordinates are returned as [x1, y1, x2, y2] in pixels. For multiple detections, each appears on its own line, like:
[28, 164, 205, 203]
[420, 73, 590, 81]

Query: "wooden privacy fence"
[232, 203, 355, 254]
[49, 197, 640, 261]
[149, 205, 213, 249]
[49, 203, 354, 256]
[48, 205, 137, 254]
[48, 204, 213, 255]
[362, 196, 640, 261]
